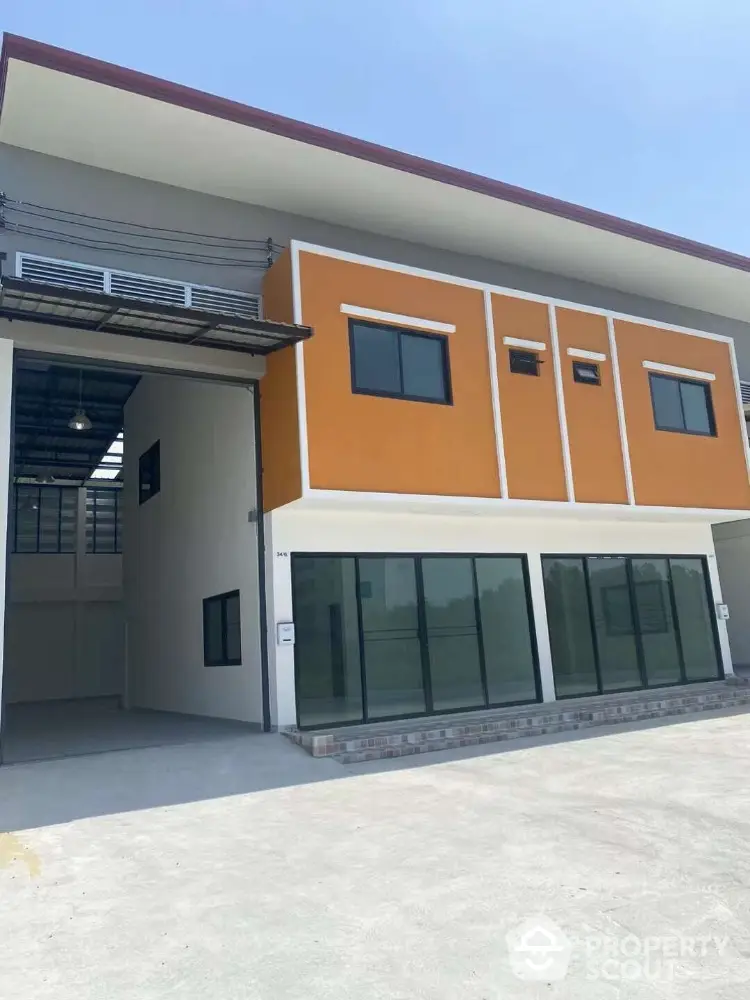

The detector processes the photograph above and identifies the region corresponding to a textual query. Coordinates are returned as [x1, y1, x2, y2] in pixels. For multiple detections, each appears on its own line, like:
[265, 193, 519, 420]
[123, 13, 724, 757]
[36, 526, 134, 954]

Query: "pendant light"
[68, 369, 93, 432]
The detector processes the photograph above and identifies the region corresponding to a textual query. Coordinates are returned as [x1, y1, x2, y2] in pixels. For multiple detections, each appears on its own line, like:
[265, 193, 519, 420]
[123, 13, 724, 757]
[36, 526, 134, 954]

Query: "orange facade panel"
[298, 252, 500, 497]
[556, 309, 628, 504]
[615, 320, 750, 509]
[492, 294, 567, 501]
[259, 250, 303, 511]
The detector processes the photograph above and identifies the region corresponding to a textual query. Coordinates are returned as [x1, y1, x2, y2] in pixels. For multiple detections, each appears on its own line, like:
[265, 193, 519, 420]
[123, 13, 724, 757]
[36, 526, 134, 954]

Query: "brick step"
[285, 679, 750, 764]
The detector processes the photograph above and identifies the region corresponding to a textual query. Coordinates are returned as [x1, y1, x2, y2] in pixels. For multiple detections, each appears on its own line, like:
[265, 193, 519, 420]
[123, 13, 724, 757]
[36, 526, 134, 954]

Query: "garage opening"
[1, 354, 264, 763]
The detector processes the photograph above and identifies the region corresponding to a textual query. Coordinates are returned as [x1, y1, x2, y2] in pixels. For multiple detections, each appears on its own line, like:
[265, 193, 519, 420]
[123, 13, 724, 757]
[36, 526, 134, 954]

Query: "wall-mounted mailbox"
[716, 603, 730, 621]
[276, 621, 296, 646]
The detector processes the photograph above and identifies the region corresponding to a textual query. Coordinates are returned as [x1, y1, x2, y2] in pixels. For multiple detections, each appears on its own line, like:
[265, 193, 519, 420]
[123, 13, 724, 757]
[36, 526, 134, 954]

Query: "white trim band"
[503, 337, 547, 351]
[567, 348, 607, 362]
[642, 361, 716, 382]
[340, 303, 455, 334]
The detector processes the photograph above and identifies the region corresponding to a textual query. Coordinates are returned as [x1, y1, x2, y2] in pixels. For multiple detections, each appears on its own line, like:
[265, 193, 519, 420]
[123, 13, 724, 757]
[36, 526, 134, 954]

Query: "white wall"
[124, 375, 262, 724]
[4, 550, 124, 704]
[266, 506, 727, 727]
[713, 519, 750, 668]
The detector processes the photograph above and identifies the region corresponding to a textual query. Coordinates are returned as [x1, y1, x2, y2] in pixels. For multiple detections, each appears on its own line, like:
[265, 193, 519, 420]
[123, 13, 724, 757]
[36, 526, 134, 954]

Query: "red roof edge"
[3, 32, 750, 278]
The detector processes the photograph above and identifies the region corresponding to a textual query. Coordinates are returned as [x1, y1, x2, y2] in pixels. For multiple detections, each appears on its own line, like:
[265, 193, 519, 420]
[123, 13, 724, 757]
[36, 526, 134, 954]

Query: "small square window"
[138, 440, 160, 505]
[203, 590, 242, 666]
[349, 320, 451, 404]
[509, 349, 540, 376]
[572, 361, 601, 385]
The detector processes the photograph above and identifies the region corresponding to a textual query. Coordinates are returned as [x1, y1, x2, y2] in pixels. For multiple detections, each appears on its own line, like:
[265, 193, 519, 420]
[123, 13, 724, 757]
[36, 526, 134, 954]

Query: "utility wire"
[5, 224, 273, 267]
[5, 204, 283, 252]
[3, 196, 285, 248]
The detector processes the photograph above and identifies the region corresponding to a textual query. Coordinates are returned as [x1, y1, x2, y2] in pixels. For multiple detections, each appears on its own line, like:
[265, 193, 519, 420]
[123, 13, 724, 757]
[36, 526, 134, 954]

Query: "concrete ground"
[1, 712, 750, 998]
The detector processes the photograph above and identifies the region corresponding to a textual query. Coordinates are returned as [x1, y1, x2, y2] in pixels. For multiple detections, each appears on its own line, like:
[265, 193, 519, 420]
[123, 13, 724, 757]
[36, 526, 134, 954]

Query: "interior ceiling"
[3, 55, 750, 326]
[13, 359, 137, 482]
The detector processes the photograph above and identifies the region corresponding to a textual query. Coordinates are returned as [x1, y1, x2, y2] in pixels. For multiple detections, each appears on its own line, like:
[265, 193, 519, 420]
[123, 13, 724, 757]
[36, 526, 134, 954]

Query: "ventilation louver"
[16, 253, 261, 319]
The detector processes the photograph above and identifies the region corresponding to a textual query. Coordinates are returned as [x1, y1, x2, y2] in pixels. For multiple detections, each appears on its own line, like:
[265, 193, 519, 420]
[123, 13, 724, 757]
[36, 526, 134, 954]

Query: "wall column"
[706, 550, 735, 678]
[266, 514, 297, 728]
[0, 338, 14, 745]
[526, 551, 557, 703]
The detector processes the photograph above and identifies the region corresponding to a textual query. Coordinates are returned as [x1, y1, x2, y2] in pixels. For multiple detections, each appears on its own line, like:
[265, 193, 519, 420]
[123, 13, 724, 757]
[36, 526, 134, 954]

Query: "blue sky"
[3, 1, 749, 252]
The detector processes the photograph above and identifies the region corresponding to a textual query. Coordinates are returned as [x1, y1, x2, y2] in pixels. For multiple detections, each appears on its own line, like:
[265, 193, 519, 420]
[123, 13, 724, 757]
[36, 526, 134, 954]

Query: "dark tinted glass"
[351, 324, 401, 395]
[293, 556, 363, 727]
[225, 593, 242, 662]
[680, 381, 712, 434]
[542, 557, 599, 697]
[650, 375, 683, 430]
[632, 558, 681, 686]
[139, 440, 160, 505]
[401, 334, 448, 402]
[509, 349, 539, 376]
[588, 557, 642, 691]
[475, 557, 537, 705]
[359, 557, 425, 719]
[422, 557, 484, 711]
[670, 558, 720, 680]
[203, 598, 223, 664]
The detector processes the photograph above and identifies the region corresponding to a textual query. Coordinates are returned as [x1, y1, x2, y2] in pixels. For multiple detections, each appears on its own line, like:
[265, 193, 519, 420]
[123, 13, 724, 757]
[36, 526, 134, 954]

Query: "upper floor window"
[649, 373, 716, 437]
[139, 440, 161, 505]
[509, 349, 540, 376]
[572, 361, 601, 385]
[348, 320, 451, 404]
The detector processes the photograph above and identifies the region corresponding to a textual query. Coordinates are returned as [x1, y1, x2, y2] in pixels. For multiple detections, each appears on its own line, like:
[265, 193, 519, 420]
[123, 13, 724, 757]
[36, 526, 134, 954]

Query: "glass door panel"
[542, 557, 599, 697]
[587, 557, 642, 692]
[631, 558, 682, 686]
[421, 557, 485, 712]
[359, 557, 426, 719]
[475, 557, 538, 705]
[669, 558, 721, 681]
[292, 556, 363, 727]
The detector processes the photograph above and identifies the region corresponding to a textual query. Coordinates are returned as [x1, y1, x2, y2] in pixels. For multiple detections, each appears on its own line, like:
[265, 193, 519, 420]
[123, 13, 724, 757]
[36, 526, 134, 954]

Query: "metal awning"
[0, 276, 312, 355]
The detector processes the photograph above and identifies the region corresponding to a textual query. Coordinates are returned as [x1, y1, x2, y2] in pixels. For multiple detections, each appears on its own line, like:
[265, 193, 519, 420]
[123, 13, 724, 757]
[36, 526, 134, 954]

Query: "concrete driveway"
[2, 713, 750, 999]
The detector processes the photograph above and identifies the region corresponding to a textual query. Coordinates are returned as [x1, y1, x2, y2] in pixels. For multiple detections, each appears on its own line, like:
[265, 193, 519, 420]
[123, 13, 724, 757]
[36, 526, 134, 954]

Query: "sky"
[3, 0, 750, 253]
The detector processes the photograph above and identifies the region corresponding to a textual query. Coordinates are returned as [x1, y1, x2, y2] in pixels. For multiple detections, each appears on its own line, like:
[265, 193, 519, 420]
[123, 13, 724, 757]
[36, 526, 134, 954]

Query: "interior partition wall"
[541, 555, 722, 698]
[291, 553, 540, 729]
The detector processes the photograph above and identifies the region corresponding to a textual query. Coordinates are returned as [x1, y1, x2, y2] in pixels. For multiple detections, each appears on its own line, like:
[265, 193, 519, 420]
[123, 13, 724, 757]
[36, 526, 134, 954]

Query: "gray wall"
[3, 144, 750, 376]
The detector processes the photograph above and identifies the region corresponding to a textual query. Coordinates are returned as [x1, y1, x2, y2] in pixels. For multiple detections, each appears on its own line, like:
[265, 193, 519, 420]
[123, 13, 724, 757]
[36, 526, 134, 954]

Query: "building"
[0, 33, 749, 761]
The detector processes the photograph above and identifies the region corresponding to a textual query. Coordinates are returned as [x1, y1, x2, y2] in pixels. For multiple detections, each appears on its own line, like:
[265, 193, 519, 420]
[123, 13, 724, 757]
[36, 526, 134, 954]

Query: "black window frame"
[541, 553, 723, 699]
[348, 319, 453, 405]
[85, 486, 122, 554]
[203, 589, 242, 667]
[648, 373, 716, 437]
[509, 349, 541, 376]
[11, 484, 78, 554]
[572, 360, 601, 385]
[138, 440, 161, 506]
[291, 552, 542, 730]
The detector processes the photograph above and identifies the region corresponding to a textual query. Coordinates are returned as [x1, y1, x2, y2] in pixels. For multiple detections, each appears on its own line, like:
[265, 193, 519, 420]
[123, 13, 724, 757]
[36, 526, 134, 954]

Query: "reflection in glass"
[632, 559, 681, 686]
[422, 557, 484, 711]
[359, 557, 426, 719]
[293, 556, 363, 727]
[476, 557, 537, 704]
[587, 557, 642, 691]
[670, 558, 721, 681]
[542, 558, 599, 697]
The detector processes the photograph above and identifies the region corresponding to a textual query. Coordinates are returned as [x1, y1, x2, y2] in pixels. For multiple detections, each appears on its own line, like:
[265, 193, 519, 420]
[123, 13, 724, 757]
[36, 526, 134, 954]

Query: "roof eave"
[2, 32, 750, 278]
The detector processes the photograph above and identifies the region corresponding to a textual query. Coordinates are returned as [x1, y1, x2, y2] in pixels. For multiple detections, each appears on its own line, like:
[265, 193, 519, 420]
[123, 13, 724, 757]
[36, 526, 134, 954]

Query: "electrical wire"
[5, 224, 273, 267]
[5, 204, 283, 252]
[3, 197, 285, 249]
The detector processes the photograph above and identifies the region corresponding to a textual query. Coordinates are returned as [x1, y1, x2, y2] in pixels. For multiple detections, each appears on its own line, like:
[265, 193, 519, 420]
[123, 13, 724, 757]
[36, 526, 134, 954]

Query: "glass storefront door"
[542, 554, 721, 698]
[292, 553, 540, 728]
